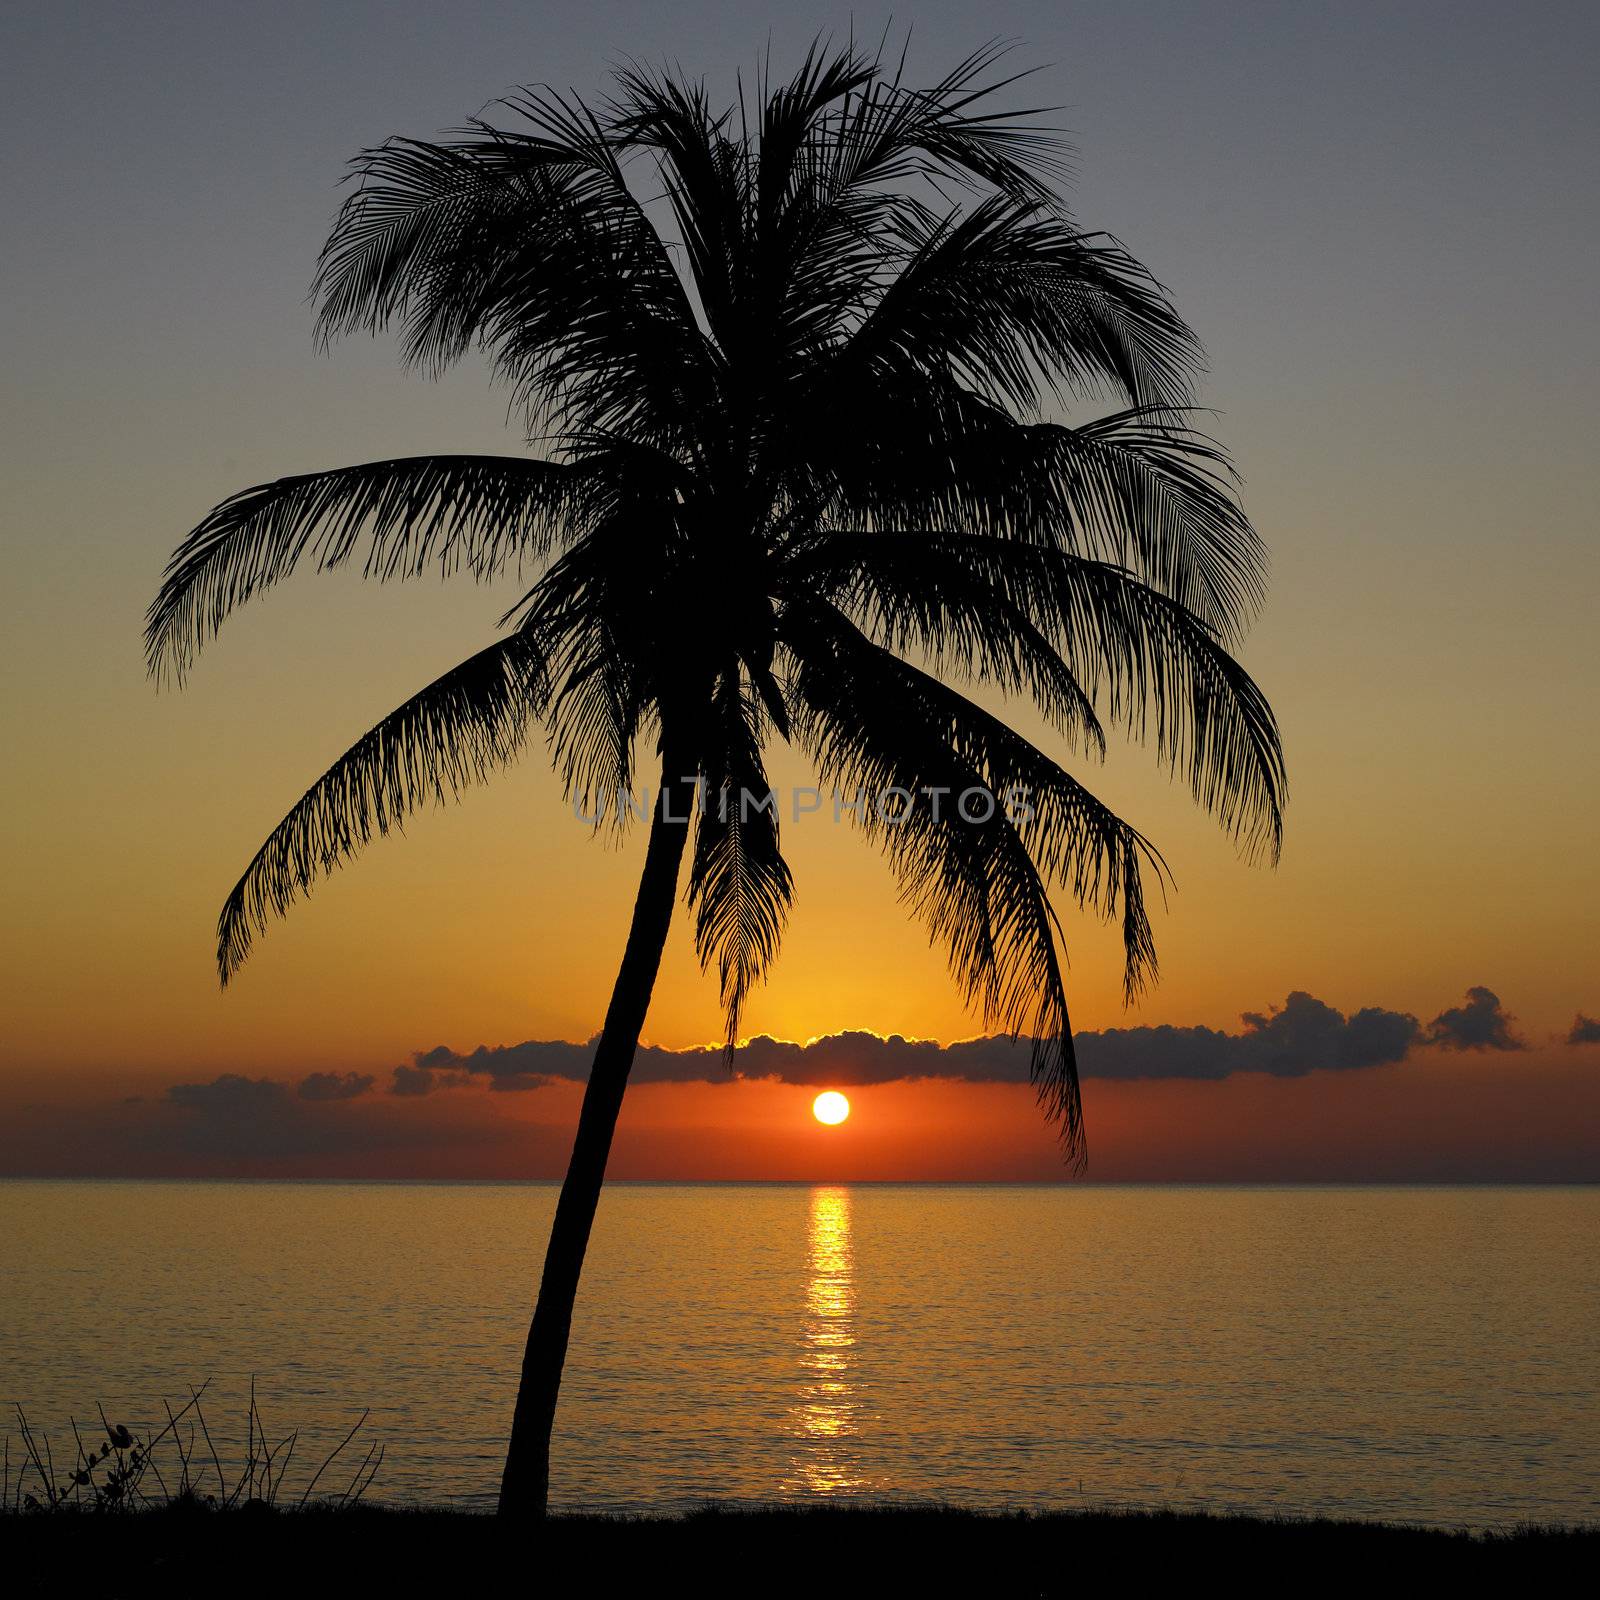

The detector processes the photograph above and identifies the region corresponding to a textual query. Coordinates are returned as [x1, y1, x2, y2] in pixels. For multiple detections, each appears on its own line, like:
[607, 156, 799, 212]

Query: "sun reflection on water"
[783, 1185, 868, 1495]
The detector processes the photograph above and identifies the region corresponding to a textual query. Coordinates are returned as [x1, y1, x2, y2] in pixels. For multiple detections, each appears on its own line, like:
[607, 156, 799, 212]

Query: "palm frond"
[609, 66, 748, 350]
[515, 526, 675, 823]
[1024, 409, 1268, 639]
[784, 601, 1167, 1159]
[217, 630, 548, 983]
[312, 135, 500, 349]
[146, 456, 578, 682]
[315, 101, 713, 444]
[838, 196, 1200, 413]
[779, 384, 1266, 646]
[791, 531, 1284, 859]
[817, 40, 1069, 205]
[786, 529, 1108, 759]
[687, 672, 795, 1053]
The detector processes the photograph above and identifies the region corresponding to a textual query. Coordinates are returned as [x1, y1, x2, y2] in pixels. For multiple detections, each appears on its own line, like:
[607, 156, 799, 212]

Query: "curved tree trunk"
[497, 757, 697, 1519]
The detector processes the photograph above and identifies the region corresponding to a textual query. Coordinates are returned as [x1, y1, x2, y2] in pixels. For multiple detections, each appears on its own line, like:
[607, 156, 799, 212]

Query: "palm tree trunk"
[496, 757, 697, 1520]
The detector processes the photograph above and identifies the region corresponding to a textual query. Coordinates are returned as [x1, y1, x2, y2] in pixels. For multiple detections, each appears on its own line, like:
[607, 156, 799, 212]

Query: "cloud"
[399, 990, 1441, 1090]
[1076, 992, 1422, 1080]
[398, 985, 1542, 1092]
[412, 1041, 574, 1093]
[389, 1038, 718, 1094]
[150, 985, 1544, 1151]
[390, 1062, 452, 1096]
[1422, 986, 1523, 1051]
[729, 1032, 1013, 1086]
[297, 1071, 374, 1102]
[167, 1074, 289, 1112]
[1567, 1014, 1600, 1046]
[164, 1073, 340, 1158]
[159, 1070, 505, 1163]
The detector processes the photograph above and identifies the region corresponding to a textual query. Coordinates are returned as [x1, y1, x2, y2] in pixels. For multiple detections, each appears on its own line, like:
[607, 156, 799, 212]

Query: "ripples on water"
[2, 1181, 1595, 1524]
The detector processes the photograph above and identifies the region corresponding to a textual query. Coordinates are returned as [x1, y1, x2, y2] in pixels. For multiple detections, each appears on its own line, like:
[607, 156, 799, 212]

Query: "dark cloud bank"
[159, 1072, 449, 1152]
[369, 985, 1527, 1098]
[10, 985, 1575, 1175]
[144, 989, 1545, 1162]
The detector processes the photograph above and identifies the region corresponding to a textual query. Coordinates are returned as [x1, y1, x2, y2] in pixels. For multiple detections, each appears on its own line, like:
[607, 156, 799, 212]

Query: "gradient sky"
[2, 2, 1597, 1178]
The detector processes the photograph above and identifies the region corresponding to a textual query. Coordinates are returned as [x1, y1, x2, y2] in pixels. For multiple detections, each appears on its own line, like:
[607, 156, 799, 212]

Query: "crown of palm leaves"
[147, 41, 1284, 1161]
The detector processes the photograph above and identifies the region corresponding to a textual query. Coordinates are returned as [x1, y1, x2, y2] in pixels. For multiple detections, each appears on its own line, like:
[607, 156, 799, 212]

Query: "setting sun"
[812, 1091, 851, 1126]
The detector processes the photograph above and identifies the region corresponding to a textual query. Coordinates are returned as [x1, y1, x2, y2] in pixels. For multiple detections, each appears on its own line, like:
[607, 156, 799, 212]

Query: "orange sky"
[3, 7, 1598, 1183]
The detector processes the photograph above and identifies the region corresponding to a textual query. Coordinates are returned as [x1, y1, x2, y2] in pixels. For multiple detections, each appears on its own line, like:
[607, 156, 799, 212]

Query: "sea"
[3, 1180, 1595, 1525]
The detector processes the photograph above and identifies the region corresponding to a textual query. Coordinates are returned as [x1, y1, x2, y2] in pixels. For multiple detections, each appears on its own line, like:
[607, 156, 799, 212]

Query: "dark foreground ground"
[6, 1503, 1595, 1597]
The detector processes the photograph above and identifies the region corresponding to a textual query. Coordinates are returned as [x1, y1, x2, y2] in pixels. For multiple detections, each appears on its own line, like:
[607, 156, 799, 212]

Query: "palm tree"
[146, 43, 1284, 1519]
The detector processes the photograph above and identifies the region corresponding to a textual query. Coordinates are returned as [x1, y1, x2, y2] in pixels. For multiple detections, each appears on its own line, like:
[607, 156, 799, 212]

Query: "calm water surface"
[3, 1181, 1595, 1524]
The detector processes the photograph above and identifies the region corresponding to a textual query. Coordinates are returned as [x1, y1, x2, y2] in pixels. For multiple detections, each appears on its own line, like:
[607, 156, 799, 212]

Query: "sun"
[812, 1090, 851, 1126]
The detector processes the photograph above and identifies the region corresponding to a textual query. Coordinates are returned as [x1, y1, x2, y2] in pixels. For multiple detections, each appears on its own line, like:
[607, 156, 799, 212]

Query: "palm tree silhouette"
[146, 44, 1284, 1519]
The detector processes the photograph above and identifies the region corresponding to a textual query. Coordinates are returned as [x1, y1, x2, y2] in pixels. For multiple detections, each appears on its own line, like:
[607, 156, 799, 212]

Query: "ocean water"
[2, 1180, 1596, 1525]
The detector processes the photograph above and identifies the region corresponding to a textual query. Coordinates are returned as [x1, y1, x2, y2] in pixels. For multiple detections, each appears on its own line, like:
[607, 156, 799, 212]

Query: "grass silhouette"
[6, 1384, 380, 1515]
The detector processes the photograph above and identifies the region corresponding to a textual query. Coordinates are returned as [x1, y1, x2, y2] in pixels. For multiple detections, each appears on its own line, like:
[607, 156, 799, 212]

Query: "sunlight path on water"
[783, 1187, 866, 1495]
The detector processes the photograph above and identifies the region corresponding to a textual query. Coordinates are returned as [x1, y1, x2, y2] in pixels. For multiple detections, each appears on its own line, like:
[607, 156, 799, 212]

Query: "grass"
[5, 1384, 381, 1515]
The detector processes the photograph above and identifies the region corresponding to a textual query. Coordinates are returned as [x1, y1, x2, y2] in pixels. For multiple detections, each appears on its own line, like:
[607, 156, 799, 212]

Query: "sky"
[2, 1, 1597, 1180]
